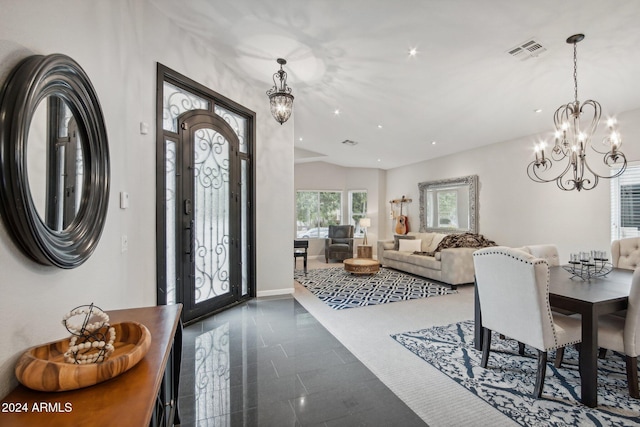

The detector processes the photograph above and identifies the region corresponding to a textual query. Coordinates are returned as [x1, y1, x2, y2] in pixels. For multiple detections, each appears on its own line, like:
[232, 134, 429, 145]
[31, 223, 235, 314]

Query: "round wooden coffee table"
[344, 258, 380, 275]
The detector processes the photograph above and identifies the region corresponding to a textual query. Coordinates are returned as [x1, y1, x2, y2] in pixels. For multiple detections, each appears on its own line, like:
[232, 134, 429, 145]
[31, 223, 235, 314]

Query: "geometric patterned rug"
[294, 267, 456, 310]
[392, 321, 640, 426]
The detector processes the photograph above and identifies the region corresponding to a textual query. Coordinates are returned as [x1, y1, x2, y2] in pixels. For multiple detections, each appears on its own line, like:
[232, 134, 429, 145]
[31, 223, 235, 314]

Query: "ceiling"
[150, 0, 640, 170]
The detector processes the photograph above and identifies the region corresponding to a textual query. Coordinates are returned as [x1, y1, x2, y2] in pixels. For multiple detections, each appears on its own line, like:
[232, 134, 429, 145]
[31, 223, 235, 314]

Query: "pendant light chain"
[573, 42, 578, 103]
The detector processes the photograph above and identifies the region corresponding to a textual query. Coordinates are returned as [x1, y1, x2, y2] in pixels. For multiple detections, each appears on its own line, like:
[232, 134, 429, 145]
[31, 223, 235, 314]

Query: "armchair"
[325, 225, 354, 263]
[612, 237, 640, 270]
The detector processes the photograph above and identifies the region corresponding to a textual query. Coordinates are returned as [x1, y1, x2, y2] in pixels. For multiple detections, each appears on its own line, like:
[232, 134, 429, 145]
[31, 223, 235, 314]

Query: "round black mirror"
[0, 54, 110, 268]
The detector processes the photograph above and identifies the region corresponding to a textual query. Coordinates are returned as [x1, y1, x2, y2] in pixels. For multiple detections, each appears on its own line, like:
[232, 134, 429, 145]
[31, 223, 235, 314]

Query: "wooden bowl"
[15, 322, 151, 392]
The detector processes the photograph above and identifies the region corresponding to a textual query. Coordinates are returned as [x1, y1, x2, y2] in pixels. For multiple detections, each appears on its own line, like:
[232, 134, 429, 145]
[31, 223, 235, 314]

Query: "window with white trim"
[348, 190, 367, 237]
[611, 164, 640, 241]
[296, 191, 342, 238]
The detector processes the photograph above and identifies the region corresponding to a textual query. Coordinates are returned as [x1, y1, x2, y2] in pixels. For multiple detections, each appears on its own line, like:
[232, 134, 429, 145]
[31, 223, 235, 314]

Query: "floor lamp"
[359, 218, 371, 245]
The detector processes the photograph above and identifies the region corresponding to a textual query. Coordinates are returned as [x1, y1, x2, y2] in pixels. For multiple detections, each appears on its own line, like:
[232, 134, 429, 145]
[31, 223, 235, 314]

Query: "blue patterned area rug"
[294, 267, 456, 310]
[392, 320, 640, 426]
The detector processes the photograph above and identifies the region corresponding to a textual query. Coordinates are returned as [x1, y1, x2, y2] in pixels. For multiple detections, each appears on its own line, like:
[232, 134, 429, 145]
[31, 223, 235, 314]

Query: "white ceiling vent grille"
[507, 38, 547, 61]
[341, 139, 358, 146]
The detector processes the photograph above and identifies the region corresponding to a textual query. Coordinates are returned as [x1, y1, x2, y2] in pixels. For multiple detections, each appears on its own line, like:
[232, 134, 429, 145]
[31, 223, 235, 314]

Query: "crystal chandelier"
[266, 58, 294, 125]
[527, 34, 626, 191]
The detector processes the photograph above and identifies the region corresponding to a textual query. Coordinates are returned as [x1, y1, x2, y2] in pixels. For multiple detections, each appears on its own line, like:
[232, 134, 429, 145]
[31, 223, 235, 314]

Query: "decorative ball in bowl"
[15, 321, 151, 392]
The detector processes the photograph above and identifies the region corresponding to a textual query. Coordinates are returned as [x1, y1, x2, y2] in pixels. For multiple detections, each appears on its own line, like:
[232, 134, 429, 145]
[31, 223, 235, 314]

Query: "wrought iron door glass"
[165, 139, 177, 304]
[241, 159, 248, 296]
[214, 105, 247, 153]
[193, 127, 230, 303]
[163, 81, 209, 132]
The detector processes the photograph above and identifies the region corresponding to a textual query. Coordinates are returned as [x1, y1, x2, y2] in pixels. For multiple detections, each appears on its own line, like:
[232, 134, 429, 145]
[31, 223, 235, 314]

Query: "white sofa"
[377, 231, 477, 288]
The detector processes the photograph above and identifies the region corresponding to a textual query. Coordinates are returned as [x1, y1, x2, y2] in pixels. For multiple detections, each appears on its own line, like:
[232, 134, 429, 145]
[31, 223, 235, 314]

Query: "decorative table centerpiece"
[563, 251, 612, 280]
[15, 303, 151, 392]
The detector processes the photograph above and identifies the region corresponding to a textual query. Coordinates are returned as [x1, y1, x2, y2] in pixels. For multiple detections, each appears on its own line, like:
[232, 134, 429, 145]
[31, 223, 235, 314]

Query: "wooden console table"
[0, 304, 183, 427]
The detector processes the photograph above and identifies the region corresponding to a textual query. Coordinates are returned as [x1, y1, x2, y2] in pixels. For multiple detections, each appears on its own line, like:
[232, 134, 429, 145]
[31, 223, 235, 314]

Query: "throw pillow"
[393, 234, 415, 250]
[398, 239, 422, 252]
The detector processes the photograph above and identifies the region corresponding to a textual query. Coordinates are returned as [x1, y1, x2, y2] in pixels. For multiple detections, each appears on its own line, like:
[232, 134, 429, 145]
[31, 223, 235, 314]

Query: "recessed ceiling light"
[334, 109, 340, 115]
[431, 141, 437, 145]
[409, 47, 418, 57]
[299, 137, 303, 141]
[534, 109, 542, 113]
[377, 159, 381, 162]
[377, 124, 383, 129]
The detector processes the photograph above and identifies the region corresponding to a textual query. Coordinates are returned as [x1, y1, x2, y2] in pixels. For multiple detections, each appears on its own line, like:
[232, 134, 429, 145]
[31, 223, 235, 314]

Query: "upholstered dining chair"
[473, 247, 582, 398]
[612, 237, 640, 270]
[523, 244, 560, 266]
[325, 225, 354, 263]
[590, 268, 640, 398]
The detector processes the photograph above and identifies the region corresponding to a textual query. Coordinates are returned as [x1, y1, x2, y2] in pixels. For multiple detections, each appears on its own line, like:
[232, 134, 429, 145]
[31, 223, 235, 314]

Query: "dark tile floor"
[178, 295, 427, 426]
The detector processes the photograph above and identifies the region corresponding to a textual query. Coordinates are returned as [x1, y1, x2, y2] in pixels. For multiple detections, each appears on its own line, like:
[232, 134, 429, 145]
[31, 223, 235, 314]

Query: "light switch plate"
[120, 191, 129, 209]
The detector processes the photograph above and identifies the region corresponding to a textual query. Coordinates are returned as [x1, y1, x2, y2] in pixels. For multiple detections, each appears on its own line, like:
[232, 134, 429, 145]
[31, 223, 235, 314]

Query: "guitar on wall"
[395, 198, 409, 235]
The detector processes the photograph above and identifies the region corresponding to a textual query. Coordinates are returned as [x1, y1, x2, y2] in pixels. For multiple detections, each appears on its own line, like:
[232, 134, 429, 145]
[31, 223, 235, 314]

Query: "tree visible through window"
[349, 191, 367, 236]
[437, 191, 458, 228]
[296, 191, 342, 238]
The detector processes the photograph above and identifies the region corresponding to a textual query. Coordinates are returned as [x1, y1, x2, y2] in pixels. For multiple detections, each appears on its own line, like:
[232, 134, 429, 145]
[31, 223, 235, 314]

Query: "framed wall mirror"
[0, 54, 110, 268]
[418, 175, 478, 234]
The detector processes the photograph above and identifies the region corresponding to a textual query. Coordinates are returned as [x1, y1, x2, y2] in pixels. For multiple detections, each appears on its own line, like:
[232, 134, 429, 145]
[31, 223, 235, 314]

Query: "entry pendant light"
[266, 58, 294, 125]
[526, 34, 627, 191]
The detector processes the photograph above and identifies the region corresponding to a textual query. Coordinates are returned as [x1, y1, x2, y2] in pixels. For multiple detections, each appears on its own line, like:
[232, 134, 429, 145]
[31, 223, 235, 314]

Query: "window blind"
[611, 165, 640, 241]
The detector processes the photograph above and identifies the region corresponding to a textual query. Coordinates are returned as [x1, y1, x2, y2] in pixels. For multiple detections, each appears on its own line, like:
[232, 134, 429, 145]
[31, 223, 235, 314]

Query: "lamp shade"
[359, 218, 371, 228]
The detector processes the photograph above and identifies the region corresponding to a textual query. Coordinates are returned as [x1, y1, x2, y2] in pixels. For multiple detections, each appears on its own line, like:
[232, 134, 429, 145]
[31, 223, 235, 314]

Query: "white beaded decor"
[62, 304, 116, 364]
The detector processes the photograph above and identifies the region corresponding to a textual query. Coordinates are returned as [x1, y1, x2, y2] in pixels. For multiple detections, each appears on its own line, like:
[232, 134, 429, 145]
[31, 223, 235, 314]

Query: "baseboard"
[257, 287, 294, 297]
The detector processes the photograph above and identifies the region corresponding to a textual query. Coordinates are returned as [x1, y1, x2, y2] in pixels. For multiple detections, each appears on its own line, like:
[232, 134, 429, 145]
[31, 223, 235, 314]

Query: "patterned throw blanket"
[414, 233, 497, 257]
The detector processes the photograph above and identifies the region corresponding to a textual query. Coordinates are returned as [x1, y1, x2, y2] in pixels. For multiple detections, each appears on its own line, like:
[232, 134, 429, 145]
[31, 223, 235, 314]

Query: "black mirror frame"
[0, 54, 110, 268]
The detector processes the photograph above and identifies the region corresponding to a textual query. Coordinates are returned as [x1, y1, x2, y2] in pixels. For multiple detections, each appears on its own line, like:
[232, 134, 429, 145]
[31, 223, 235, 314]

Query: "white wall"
[0, 0, 293, 398]
[386, 107, 640, 261]
[294, 162, 385, 258]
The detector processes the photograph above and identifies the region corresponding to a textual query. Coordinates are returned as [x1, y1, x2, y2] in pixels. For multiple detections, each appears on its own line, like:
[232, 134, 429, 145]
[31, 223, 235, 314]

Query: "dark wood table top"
[0, 304, 182, 427]
[549, 266, 632, 304]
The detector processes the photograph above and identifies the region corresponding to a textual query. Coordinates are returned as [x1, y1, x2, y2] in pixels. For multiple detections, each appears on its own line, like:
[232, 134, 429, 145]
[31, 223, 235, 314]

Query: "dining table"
[473, 265, 633, 408]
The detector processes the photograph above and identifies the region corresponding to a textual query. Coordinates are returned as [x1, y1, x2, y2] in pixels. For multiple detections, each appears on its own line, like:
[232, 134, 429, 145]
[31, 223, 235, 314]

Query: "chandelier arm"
[579, 175, 598, 191]
[550, 145, 570, 161]
[557, 178, 577, 191]
[579, 151, 624, 179]
[603, 151, 628, 178]
[580, 99, 601, 148]
[273, 71, 281, 91]
[527, 158, 572, 184]
[527, 161, 554, 183]
[553, 104, 571, 130]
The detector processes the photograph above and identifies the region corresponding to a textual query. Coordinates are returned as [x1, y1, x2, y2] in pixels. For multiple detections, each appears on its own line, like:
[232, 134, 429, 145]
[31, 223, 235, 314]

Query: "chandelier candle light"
[526, 34, 627, 191]
[266, 58, 294, 125]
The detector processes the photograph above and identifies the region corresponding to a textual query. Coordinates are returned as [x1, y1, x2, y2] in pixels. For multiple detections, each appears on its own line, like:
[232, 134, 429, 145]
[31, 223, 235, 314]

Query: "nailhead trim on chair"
[473, 248, 578, 350]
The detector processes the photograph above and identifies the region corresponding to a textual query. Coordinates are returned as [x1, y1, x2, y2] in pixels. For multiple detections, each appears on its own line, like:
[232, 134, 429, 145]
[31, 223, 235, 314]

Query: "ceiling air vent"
[341, 139, 358, 146]
[507, 38, 547, 61]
